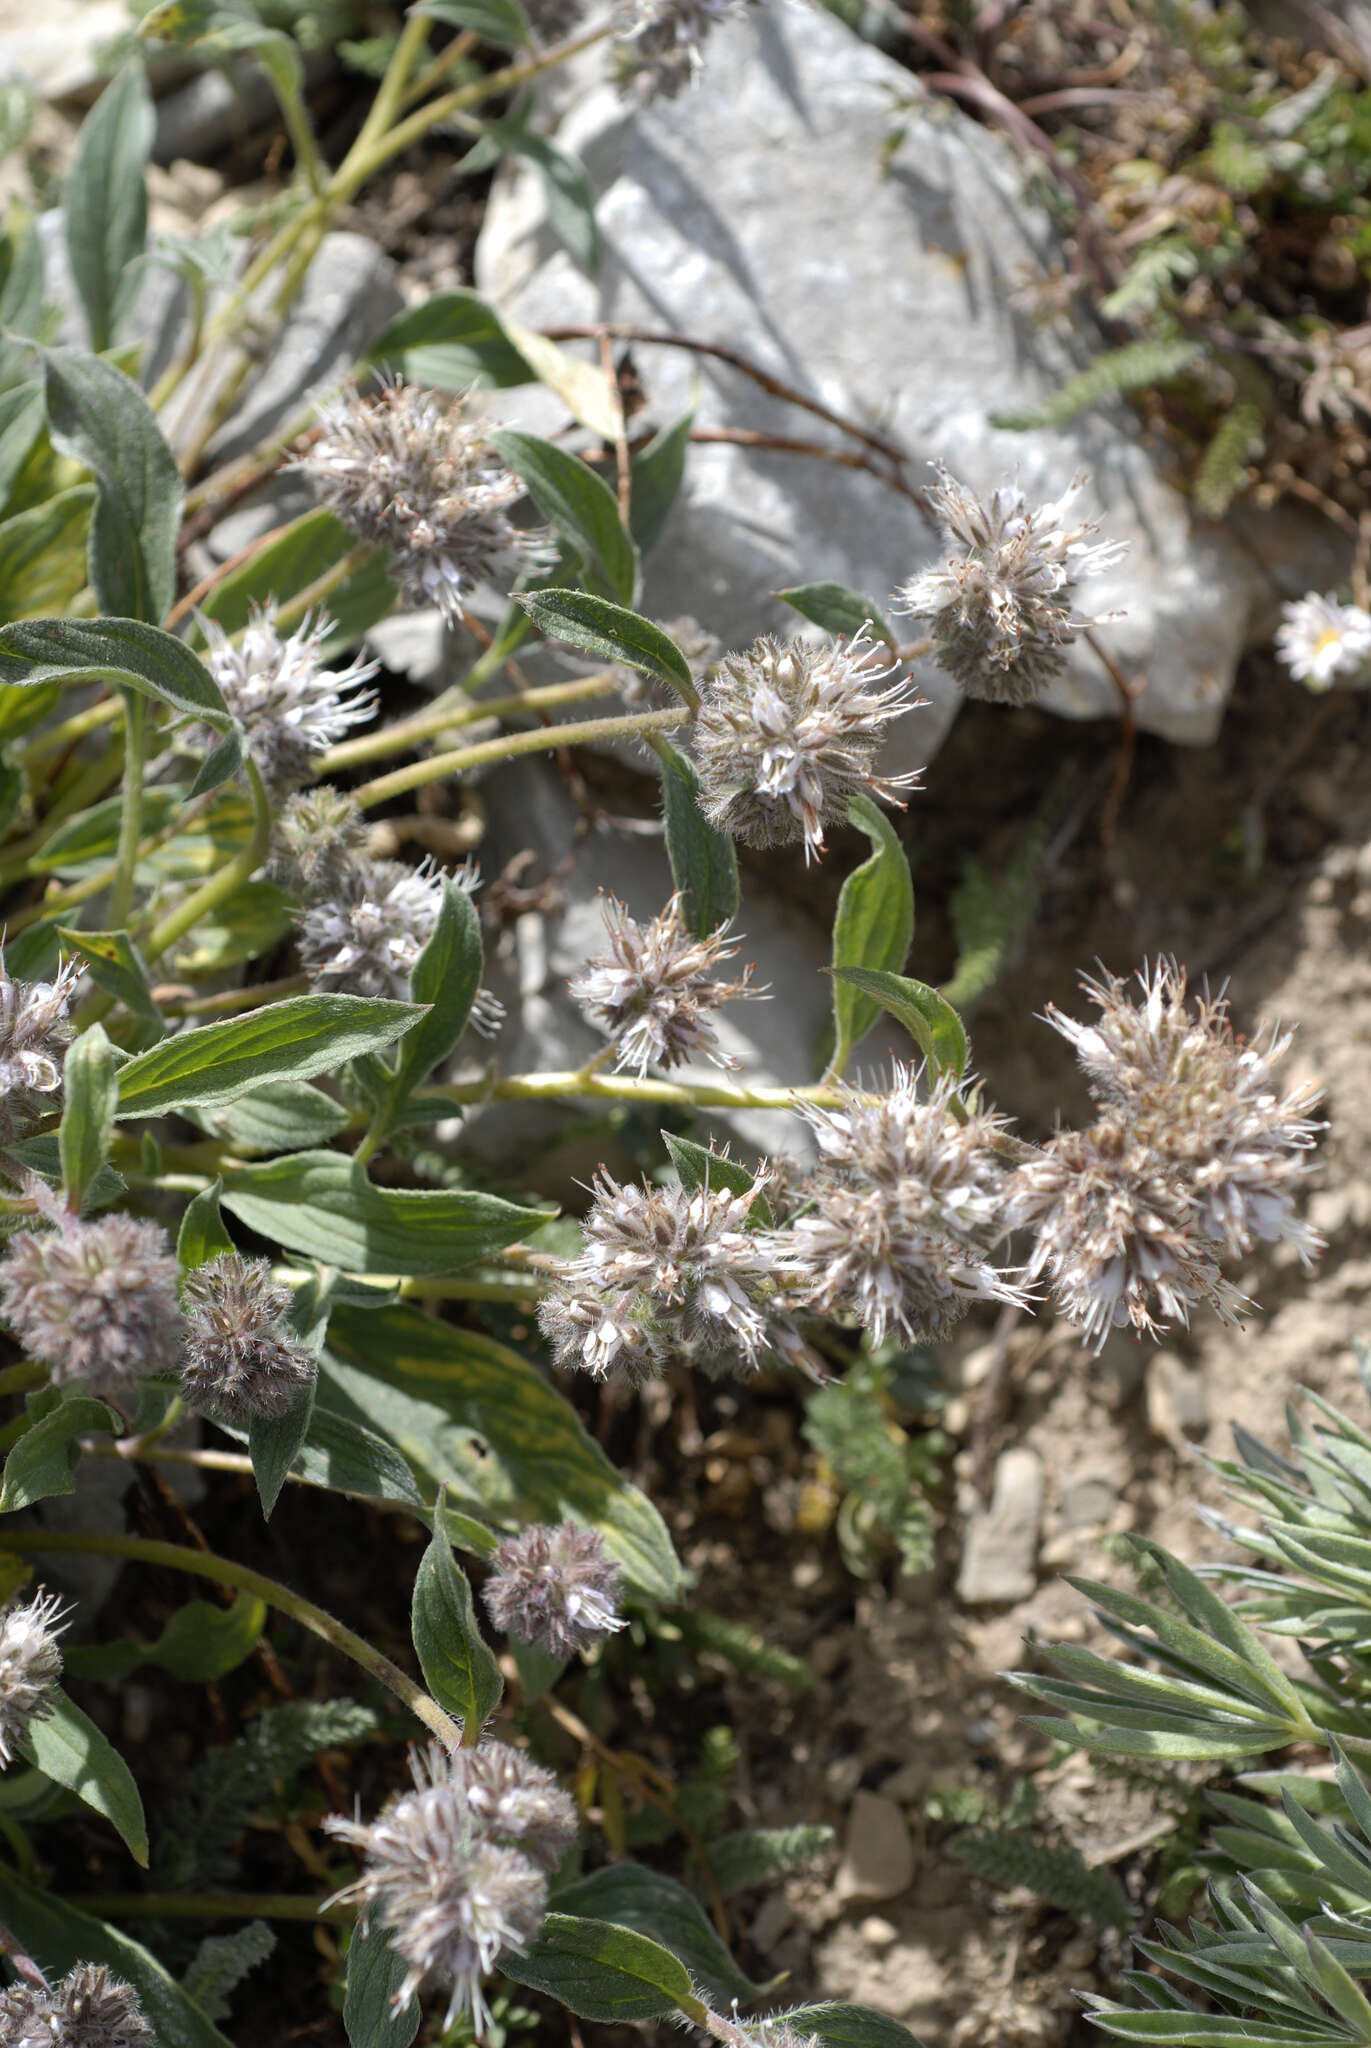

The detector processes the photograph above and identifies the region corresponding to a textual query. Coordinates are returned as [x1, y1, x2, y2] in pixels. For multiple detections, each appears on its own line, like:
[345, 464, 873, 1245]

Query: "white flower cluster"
[1275, 591, 1371, 690]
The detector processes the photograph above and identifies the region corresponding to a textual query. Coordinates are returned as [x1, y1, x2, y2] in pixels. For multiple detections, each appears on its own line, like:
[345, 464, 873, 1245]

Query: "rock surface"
[835, 1790, 916, 1905]
[957, 1446, 1043, 1605]
[475, 0, 1343, 763]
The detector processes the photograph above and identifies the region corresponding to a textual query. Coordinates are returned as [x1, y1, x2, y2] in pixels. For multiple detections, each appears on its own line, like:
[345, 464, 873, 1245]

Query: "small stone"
[1058, 1472, 1118, 1530]
[956, 1447, 1043, 1606]
[860, 1915, 900, 1950]
[878, 1760, 928, 1804]
[1146, 1352, 1209, 1446]
[750, 1892, 794, 1953]
[836, 1791, 916, 1905]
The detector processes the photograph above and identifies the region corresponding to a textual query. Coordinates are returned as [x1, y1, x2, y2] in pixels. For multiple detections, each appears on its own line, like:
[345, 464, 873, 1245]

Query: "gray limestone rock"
[475, 0, 1345, 764]
[835, 1791, 916, 1906]
[957, 1446, 1043, 1606]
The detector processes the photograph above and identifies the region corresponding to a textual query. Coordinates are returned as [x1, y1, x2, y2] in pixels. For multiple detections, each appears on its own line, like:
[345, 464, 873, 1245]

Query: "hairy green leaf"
[411, 1485, 503, 1730]
[829, 793, 914, 1074]
[494, 430, 637, 602]
[64, 64, 153, 353]
[656, 737, 739, 935]
[502, 1913, 699, 2021]
[24, 1690, 149, 1864]
[115, 995, 423, 1117]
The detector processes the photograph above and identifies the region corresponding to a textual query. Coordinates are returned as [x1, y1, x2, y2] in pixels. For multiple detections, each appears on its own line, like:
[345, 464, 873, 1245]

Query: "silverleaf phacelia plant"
[0, 12, 1332, 2043]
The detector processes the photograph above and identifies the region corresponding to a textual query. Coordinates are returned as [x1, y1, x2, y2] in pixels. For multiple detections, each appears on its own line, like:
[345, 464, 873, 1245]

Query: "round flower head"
[450, 1739, 579, 1869]
[268, 784, 370, 902]
[569, 894, 764, 1074]
[0, 1588, 66, 1767]
[484, 1523, 626, 1659]
[180, 1253, 315, 1423]
[297, 381, 532, 619]
[0, 954, 81, 1145]
[612, 0, 754, 99]
[538, 1171, 812, 1382]
[0, 1963, 154, 2048]
[200, 604, 378, 792]
[325, 1742, 564, 2032]
[0, 1215, 183, 1393]
[784, 1068, 1027, 1343]
[896, 468, 1127, 705]
[1046, 961, 1324, 1265]
[1008, 1118, 1249, 1352]
[692, 630, 922, 861]
[1275, 591, 1371, 691]
[298, 857, 501, 1028]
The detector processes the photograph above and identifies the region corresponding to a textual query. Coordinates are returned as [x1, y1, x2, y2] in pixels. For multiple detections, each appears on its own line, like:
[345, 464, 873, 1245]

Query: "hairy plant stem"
[75, 1891, 351, 1923]
[108, 689, 147, 931]
[354, 706, 688, 809]
[167, 20, 614, 443]
[316, 668, 622, 775]
[418, 1069, 851, 1112]
[0, 1526, 463, 1751]
[140, 757, 274, 970]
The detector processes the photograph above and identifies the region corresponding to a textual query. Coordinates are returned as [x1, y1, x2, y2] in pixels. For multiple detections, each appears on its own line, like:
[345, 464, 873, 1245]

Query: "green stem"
[0, 1527, 463, 1752]
[75, 1892, 349, 1923]
[418, 1069, 848, 1112]
[17, 695, 120, 766]
[108, 689, 146, 930]
[353, 7, 432, 156]
[354, 706, 688, 810]
[0, 1362, 44, 1398]
[139, 758, 274, 970]
[316, 669, 621, 776]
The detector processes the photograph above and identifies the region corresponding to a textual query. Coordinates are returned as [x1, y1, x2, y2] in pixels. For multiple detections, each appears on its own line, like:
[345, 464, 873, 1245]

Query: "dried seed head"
[200, 605, 377, 792]
[1275, 591, 1371, 690]
[692, 630, 922, 861]
[784, 1068, 1027, 1344]
[612, 0, 754, 99]
[0, 1216, 183, 1393]
[297, 858, 502, 1029]
[484, 1523, 626, 1659]
[896, 469, 1127, 705]
[180, 1253, 315, 1423]
[1047, 961, 1324, 1265]
[538, 1172, 813, 1381]
[268, 785, 371, 902]
[325, 1742, 564, 2032]
[0, 1963, 154, 2048]
[1008, 1118, 1250, 1352]
[297, 381, 532, 618]
[0, 956, 81, 1145]
[569, 894, 764, 1074]
[0, 1589, 66, 1767]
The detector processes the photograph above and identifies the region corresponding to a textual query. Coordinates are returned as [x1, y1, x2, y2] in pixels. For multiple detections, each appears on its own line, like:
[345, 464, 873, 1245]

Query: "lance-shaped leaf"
[521, 589, 694, 702]
[115, 995, 423, 1117]
[554, 1864, 760, 2003]
[828, 793, 914, 1075]
[344, 1922, 421, 2048]
[494, 430, 637, 603]
[221, 1153, 550, 1276]
[411, 1484, 503, 1729]
[23, 1690, 149, 1864]
[0, 616, 230, 727]
[40, 349, 183, 623]
[829, 968, 968, 1080]
[501, 1913, 702, 2022]
[778, 581, 895, 646]
[0, 1395, 119, 1512]
[655, 737, 738, 934]
[59, 1022, 119, 1209]
[64, 63, 153, 354]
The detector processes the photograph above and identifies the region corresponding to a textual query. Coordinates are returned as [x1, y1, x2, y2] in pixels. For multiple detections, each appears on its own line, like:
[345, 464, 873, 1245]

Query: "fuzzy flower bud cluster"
[269, 785, 372, 901]
[298, 381, 531, 619]
[179, 1254, 315, 1423]
[325, 1739, 576, 2030]
[200, 604, 378, 792]
[897, 469, 1127, 705]
[0, 1589, 66, 1768]
[0, 956, 80, 1145]
[612, 0, 754, 99]
[1275, 591, 1371, 691]
[538, 1172, 818, 1382]
[569, 894, 764, 1074]
[0, 1215, 183, 1394]
[296, 853, 500, 1030]
[692, 630, 922, 861]
[785, 1068, 1029, 1343]
[1008, 962, 1324, 1349]
[0, 1962, 154, 2048]
[483, 1521, 625, 1659]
